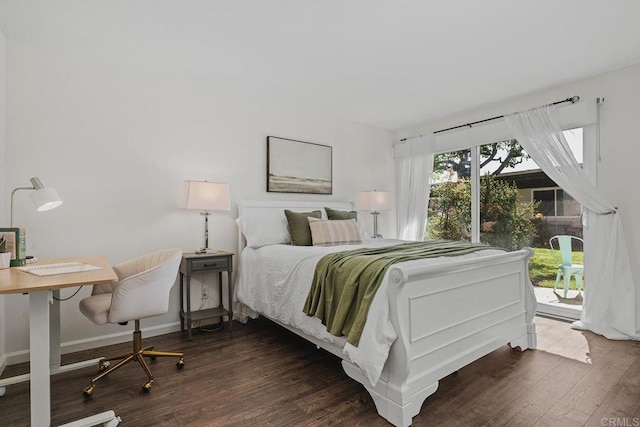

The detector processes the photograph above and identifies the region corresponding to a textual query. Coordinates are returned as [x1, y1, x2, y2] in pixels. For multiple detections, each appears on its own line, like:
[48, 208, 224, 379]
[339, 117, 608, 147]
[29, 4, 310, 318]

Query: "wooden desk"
[0, 257, 118, 427]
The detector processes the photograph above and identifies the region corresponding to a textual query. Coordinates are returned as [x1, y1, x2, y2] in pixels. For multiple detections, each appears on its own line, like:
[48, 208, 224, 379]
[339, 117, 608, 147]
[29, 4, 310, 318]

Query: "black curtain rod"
[400, 95, 580, 141]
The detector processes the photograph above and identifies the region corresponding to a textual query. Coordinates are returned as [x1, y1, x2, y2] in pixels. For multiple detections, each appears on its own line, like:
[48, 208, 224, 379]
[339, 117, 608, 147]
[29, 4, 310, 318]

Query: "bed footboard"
[343, 248, 537, 427]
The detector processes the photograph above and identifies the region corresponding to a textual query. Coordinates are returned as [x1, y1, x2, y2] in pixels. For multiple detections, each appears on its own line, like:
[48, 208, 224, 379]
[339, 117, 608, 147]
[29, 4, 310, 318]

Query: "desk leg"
[28, 291, 120, 427]
[49, 289, 102, 375]
[30, 290, 51, 427]
[50, 289, 62, 369]
[11, 291, 101, 381]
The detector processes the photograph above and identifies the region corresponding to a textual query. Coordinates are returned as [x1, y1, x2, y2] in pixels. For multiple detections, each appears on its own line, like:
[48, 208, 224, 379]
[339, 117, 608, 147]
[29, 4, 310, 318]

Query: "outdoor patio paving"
[533, 286, 582, 320]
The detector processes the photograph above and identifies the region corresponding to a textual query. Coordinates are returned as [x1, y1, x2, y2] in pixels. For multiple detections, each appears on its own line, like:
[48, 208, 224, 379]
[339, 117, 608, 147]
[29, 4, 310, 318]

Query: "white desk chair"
[79, 248, 183, 396]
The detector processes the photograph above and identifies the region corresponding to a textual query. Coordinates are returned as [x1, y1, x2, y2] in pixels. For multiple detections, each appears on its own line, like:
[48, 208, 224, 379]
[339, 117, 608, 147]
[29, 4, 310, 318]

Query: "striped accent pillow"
[308, 217, 362, 247]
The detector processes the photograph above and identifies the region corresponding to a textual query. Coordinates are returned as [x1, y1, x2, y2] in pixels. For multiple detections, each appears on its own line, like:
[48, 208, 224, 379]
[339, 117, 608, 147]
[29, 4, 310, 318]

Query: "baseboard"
[4, 322, 182, 366]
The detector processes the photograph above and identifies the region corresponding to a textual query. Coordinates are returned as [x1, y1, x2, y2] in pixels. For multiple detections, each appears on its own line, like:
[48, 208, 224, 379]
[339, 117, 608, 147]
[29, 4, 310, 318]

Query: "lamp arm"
[10, 186, 36, 227]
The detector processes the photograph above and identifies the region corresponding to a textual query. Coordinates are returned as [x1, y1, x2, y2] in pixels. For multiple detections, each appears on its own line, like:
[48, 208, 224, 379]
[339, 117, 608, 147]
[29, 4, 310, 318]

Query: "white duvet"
[234, 240, 503, 386]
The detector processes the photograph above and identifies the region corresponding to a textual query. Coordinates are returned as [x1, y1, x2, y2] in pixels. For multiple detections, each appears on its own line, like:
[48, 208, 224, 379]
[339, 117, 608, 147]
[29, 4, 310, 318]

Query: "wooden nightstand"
[179, 251, 233, 340]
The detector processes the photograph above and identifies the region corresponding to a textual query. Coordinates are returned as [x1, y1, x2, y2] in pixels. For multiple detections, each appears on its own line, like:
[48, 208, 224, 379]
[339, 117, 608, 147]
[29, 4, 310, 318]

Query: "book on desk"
[0, 227, 26, 267]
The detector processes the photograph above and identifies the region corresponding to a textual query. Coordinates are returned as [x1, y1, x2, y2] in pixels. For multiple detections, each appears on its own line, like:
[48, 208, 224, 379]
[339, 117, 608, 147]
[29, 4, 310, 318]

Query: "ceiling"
[1, 0, 640, 131]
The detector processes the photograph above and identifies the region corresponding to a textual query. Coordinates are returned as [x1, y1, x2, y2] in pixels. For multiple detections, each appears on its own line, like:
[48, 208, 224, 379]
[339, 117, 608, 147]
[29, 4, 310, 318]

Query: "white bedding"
[234, 239, 505, 386]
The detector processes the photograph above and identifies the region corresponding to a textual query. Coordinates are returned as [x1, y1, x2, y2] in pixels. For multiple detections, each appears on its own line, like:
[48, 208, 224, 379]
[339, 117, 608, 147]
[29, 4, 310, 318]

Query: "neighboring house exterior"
[496, 169, 583, 242]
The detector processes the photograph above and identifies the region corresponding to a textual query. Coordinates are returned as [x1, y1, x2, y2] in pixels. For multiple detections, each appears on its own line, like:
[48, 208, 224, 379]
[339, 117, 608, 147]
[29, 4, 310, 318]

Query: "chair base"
[83, 324, 184, 397]
[554, 267, 584, 298]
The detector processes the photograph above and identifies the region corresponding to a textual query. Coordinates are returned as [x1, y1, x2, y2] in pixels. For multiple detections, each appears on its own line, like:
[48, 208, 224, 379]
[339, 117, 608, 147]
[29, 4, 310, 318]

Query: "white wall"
[395, 63, 640, 330]
[2, 41, 394, 362]
[0, 27, 7, 368]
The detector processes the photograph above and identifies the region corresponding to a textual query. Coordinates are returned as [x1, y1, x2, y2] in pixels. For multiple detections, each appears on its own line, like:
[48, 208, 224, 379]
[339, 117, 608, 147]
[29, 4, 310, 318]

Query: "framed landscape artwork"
[267, 136, 332, 194]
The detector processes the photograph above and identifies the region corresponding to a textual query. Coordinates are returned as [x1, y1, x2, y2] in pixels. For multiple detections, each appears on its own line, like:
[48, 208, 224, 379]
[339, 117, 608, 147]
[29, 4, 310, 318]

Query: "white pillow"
[308, 217, 362, 247]
[357, 220, 372, 243]
[236, 215, 291, 248]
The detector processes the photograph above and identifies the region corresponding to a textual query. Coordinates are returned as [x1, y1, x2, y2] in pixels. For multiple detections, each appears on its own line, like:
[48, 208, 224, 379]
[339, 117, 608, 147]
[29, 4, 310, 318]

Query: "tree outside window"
[428, 140, 538, 251]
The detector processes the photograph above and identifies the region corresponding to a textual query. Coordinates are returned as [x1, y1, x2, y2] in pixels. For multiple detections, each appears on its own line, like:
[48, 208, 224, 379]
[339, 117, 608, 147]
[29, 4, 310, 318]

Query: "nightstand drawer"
[190, 257, 229, 271]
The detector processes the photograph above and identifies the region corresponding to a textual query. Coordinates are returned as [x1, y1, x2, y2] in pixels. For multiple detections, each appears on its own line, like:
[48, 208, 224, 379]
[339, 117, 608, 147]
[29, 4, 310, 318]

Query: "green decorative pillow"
[284, 210, 322, 246]
[325, 207, 357, 221]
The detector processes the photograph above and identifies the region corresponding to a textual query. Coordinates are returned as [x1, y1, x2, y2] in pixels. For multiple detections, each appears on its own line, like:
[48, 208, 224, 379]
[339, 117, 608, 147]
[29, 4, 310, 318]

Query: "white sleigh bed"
[234, 200, 537, 427]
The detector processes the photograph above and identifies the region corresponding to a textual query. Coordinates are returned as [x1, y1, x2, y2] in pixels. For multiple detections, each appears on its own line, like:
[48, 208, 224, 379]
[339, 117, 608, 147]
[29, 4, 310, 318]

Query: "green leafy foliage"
[0, 236, 6, 253]
[479, 174, 537, 250]
[428, 175, 538, 251]
[427, 178, 472, 241]
[531, 216, 552, 247]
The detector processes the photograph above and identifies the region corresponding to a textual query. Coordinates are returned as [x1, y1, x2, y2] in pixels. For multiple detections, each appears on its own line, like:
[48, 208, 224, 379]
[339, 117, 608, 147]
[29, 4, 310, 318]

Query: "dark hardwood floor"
[1, 316, 639, 426]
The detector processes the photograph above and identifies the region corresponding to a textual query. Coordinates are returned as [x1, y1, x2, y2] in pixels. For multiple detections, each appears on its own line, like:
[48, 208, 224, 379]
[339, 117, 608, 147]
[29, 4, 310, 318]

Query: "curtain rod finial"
[570, 96, 580, 103]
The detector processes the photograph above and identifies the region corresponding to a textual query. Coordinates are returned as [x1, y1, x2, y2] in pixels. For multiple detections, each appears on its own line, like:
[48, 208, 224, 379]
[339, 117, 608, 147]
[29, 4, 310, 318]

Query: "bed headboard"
[236, 200, 355, 254]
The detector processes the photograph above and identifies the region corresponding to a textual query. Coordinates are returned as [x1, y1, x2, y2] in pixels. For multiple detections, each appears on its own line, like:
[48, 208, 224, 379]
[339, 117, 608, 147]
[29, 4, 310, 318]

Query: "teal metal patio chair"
[549, 235, 584, 298]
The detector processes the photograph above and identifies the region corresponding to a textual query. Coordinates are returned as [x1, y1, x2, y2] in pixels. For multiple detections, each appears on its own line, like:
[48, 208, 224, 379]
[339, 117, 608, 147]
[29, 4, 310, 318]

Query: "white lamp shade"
[180, 181, 231, 212]
[29, 187, 63, 212]
[359, 190, 391, 212]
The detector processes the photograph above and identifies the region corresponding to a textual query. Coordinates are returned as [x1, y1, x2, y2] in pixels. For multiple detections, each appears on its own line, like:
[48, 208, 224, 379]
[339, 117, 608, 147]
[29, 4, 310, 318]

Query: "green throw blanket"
[303, 240, 498, 346]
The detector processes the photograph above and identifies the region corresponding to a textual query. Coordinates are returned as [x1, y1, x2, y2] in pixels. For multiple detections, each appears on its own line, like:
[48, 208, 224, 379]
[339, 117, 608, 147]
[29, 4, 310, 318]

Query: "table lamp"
[359, 190, 391, 238]
[180, 180, 231, 254]
[11, 177, 63, 226]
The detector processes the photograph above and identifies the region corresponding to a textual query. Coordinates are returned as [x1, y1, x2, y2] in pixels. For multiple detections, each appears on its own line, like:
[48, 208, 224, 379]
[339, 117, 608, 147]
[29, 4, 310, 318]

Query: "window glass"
[558, 190, 581, 216]
[534, 190, 556, 217]
[427, 149, 471, 241]
[425, 129, 583, 250]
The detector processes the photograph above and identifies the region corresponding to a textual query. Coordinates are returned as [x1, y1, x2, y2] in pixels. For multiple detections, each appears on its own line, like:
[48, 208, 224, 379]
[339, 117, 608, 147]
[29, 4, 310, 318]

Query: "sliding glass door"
[426, 129, 586, 320]
[427, 149, 471, 242]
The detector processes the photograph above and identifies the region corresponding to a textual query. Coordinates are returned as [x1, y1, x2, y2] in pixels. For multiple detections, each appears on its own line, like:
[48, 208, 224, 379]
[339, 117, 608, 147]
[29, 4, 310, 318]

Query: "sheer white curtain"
[506, 105, 639, 340]
[393, 135, 435, 241]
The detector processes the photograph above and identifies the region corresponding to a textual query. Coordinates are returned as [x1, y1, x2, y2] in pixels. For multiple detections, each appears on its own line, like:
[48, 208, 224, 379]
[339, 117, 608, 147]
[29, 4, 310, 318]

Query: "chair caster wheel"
[98, 360, 110, 372]
[142, 380, 153, 393]
[177, 358, 185, 369]
[83, 385, 94, 397]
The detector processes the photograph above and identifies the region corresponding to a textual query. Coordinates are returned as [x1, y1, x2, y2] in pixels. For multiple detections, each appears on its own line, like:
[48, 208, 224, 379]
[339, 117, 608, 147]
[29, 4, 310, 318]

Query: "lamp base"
[372, 211, 383, 239]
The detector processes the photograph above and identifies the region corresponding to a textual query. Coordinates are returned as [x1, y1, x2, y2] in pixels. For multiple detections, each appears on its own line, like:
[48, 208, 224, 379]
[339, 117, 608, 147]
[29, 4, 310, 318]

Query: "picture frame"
[267, 136, 332, 194]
